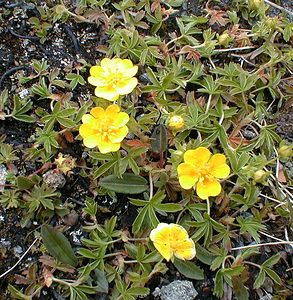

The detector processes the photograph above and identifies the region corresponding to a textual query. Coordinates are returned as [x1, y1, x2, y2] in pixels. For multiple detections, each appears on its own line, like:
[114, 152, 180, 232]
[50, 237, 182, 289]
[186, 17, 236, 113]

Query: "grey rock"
[43, 170, 66, 189]
[153, 280, 198, 300]
[0, 165, 7, 192]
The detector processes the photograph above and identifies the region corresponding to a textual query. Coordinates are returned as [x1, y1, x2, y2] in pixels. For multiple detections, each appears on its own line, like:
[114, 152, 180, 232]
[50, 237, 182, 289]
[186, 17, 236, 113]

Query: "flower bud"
[218, 32, 232, 47]
[278, 145, 293, 159]
[253, 170, 268, 184]
[167, 115, 185, 130]
[249, 0, 262, 10]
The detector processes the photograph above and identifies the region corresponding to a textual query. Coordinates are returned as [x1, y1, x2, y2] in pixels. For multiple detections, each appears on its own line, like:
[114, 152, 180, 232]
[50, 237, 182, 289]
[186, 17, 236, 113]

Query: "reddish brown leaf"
[208, 10, 228, 26]
[277, 163, 287, 183]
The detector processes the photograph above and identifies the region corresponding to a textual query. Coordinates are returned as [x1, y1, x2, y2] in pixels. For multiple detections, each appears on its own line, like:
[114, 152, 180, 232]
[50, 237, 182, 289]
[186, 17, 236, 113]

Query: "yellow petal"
[124, 66, 138, 78]
[94, 86, 119, 101]
[174, 239, 196, 261]
[116, 78, 138, 95]
[196, 177, 221, 199]
[106, 104, 120, 114]
[184, 147, 211, 167]
[153, 242, 173, 261]
[208, 154, 230, 178]
[108, 126, 128, 143]
[79, 123, 95, 138]
[150, 223, 170, 243]
[82, 114, 96, 124]
[88, 76, 106, 87]
[116, 58, 133, 69]
[169, 224, 189, 243]
[150, 224, 173, 261]
[83, 135, 100, 148]
[97, 138, 120, 154]
[177, 163, 198, 189]
[112, 112, 129, 127]
[100, 58, 113, 70]
[90, 66, 104, 77]
[90, 107, 105, 119]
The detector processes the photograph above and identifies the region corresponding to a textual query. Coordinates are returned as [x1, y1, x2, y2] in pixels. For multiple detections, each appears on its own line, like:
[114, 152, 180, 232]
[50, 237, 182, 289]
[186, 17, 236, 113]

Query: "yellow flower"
[177, 147, 230, 199]
[150, 223, 196, 261]
[79, 104, 129, 153]
[167, 115, 185, 130]
[88, 58, 138, 101]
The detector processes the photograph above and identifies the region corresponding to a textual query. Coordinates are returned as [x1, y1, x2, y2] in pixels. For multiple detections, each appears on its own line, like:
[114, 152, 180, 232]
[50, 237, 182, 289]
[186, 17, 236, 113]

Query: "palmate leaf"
[41, 225, 78, 267]
[236, 216, 265, 243]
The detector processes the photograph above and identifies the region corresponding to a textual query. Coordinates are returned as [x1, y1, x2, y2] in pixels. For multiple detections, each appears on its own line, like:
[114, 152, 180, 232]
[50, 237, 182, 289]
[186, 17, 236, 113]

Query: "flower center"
[197, 164, 213, 183]
[108, 72, 123, 88]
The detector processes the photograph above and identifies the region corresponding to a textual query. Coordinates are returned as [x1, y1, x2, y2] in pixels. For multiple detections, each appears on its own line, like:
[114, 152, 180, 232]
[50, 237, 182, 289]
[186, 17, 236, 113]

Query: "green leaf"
[155, 203, 182, 212]
[94, 269, 109, 293]
[132, 206, 148, 233]
[41, 225, 78, 267]
[264, 267, 282, 285]
[127, 287, 149, 296]
[151, 124, 167, 153]
[173, 258, 204, 280]
[8, 285, 31, 300]
[254, 269, 266, 289]
[100, 174, 148, 194]
[214, 270, 224, 297]
[13, 114, 35, 123]
[16, 176, 34, 190]
[194, 243, 215, 265]
[93, 160, 116, 179]
[262, 253, 281, 267]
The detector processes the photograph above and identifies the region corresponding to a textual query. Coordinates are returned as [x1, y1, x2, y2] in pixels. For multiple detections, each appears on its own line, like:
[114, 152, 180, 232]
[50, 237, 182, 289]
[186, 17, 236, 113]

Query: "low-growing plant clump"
[0, 0, 292, 299]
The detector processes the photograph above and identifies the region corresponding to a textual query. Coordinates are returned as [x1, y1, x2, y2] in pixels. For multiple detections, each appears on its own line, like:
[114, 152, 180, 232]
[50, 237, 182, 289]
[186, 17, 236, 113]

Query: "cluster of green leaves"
[0, 173, 70, 226]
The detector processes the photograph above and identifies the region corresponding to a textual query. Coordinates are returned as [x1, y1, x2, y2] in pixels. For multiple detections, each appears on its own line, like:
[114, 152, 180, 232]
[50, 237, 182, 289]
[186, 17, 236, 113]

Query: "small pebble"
[43, 170, 66, 189]
[13, 245, 23, 257]
[0, 165, 7, 192]
[19, 89, 30, 99]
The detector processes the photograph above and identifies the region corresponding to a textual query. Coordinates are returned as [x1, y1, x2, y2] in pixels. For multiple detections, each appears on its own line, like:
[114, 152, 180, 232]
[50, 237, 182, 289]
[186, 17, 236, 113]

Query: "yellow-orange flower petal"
[88, 58, 138, 101]
[150, 223, 196, 262]
[79, 104, 129, 153]
[208, 154, 230, 178]
[183, 147, 211, 167]
[196, 177, 222, 200]
[90, 107, 104, 119]
[177, 163, 199, 189]
[106, 104, 120, 114]
[108, 126, 129, 143]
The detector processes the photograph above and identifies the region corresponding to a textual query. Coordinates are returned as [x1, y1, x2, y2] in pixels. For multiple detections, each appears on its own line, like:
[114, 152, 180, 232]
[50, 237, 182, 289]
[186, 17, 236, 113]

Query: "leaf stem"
[205, 94, 212, 113]
[149, 172, 153, 200]
[206, 198, 210, 215]
[231, 241, 293, 251]
[243, 261, 261, 269]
